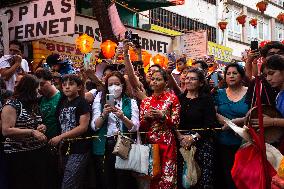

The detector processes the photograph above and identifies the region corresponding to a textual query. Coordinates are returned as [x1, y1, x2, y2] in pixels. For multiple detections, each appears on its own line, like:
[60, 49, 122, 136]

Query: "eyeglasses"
[186, 77, 199, 81]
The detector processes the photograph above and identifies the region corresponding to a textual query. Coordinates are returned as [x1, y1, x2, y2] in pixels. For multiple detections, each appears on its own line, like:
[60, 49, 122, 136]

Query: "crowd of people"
[0, 39, 283, 189]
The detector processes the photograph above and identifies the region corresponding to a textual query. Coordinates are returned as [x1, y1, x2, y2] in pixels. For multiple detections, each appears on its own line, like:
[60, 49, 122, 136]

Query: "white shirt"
[0, 55, 30, 91]
[91, 92, 140, 137]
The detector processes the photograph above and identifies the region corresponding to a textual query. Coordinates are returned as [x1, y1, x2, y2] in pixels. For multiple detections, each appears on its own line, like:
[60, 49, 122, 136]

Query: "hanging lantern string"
[112, 0, 188, 34]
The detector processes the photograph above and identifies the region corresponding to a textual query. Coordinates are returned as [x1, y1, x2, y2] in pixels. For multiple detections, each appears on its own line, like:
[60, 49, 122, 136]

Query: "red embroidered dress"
[140, 91, 180, 189]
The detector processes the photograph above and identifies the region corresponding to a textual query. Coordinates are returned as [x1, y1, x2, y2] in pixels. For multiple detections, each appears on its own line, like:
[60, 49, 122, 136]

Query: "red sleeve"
[164, 94, 180, 130]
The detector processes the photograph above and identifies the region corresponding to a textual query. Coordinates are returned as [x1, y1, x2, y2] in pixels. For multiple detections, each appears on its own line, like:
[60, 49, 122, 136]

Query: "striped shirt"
[3, 99, 45, 153]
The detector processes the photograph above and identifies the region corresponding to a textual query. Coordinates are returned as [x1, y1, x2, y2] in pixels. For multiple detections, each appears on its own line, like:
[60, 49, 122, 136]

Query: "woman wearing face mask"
[140, 69, 180, 189]
[91, 71, 140, 189]
[214, 63, 249, 189]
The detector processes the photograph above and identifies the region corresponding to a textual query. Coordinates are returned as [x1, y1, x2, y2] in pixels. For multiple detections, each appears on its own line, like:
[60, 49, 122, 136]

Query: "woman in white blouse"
[91, 71, 140, 189]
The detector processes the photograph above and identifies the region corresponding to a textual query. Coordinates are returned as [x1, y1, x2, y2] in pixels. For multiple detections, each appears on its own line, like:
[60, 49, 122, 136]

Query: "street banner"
[0, 0, 75, 41]
[182, 30, 208, 59]
[0, 14, 9, 57]
[108, 3, 126, 39]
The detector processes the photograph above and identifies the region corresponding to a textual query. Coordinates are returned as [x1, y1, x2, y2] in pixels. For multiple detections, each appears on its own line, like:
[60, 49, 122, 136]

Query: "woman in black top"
[177, 68, 217, 189]
[1, 74, 48, 189]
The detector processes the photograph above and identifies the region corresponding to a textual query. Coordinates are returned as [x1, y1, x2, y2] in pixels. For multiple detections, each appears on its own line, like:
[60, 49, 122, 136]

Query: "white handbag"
[115, 131, 150, 175]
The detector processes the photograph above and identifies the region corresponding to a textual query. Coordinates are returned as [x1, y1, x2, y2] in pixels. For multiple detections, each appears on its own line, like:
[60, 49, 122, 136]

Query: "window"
[275, 22, 284, 41]
[247, 13, 270, 42]
[227, 5, 242, 41]
[203, 0, 217, 5]
[150, 8, 217, 42]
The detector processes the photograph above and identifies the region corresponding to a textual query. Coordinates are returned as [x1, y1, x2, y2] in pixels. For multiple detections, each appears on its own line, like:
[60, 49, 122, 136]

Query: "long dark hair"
[12, 74, 39, 111]
[101, 71, 127, 105]
[185, 67, 210, 96]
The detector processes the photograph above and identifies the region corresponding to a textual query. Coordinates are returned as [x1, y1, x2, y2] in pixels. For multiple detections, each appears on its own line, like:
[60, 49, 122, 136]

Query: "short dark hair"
[194, 60, 208, 70]
[265, 55, 284, 71]
[149, 64, 162, 70]
[152, 69, 169, 82]
[224, 63, 245, 79]
[103, 65, 117, 76]
[35, 69, 53, 81]
[260, 41, 284, 58]
[176, 57, 186, 64]
[9, 40, 24, 52]
[62, 74, 83, 86]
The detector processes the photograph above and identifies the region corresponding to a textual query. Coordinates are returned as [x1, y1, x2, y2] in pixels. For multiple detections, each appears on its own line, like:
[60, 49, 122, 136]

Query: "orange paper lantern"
[129, 48, 138, 62]
[75, 34, 94, 54]
[277, 12, 284, 23]
[218, 21, 228, 31]
[100, 40, 117, 59]
[152, 54, 168, 68]
[236, 15, 247, 27]
[249, 18, 258, 28]
[142, 50, 152, 67]
[256, 1, 268, 14]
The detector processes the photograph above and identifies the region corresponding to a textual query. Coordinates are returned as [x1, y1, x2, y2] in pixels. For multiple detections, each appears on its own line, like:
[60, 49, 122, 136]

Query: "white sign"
[0, 0, 75, 41]
[0, 14, 9, 56]
[51, 16, 173, 55]
[182, 30, 208, 59]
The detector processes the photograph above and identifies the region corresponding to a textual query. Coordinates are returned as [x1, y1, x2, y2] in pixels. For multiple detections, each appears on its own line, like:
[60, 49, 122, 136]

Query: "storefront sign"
[53, 16, 173, 55]
[0, 14, 9, 57]
[208, 41, 233, 64]
[32, 39, 99, 70]
[182, 30, 208, 59]
[150, 24, 182, 36]
[0, 0, 75, 41]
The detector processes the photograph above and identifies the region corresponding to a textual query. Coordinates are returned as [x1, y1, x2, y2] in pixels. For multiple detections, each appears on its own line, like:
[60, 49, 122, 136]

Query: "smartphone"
[106, 94, 115, 106]
[125, 31, 132, 41]
[131, 33, 140, 48]
[250, 41, 259, 51]
[211, 72, 219, 87]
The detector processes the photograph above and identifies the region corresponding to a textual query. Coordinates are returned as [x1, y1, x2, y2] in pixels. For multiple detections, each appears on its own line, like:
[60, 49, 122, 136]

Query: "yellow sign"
[208, 41, 233, 63]
[150, 24, 182, 36]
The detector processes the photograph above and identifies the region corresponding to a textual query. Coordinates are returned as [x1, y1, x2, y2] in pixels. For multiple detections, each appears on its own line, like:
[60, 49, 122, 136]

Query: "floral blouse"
[140, 91, 180, 144]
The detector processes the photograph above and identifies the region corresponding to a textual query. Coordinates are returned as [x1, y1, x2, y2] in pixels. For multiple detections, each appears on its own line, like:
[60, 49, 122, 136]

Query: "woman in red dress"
[140, 69, 181, 189]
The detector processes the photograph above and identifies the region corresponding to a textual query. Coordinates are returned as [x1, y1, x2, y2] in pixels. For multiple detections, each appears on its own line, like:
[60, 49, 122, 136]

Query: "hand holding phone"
[211, 72, 219, 87]
[106, 94, 115, 107]
[250, 41, 259, 51]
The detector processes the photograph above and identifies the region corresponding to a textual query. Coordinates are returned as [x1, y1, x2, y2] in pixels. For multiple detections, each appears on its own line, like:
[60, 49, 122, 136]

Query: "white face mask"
[108, 85, 123, 98]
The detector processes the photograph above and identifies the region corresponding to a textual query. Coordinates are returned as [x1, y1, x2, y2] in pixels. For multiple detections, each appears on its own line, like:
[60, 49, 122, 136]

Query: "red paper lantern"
[277, 13, 284, 23]
[256, 1, 268, 14]
[100, 40, 117, 59]
[259, 40, 270, 48]
[249, 18, 258, 28]
[236, 15, 247, 27]
[218, 21, 228, 31]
